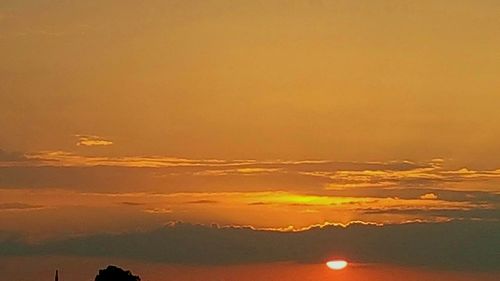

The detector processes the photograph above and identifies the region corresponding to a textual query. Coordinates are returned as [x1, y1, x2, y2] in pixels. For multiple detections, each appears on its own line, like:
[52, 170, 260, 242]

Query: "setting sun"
[326, 260, 348, 270]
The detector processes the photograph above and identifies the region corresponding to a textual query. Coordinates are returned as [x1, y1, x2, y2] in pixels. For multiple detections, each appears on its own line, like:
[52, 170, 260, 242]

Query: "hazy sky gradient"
[0, 1, 499, 279]
[1, 0, 499, 165]
[2, 257, 499, 281]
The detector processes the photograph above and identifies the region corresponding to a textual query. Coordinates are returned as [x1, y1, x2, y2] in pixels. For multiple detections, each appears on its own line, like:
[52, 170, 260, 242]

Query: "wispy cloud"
[194, 168, 282, 176]
[120, 201, 145, 206]
[0, 150, 499, 193]
[143, 208, 172, 214]
[0, 202, 45, 211]
[186, 199, 219, 204]
[0, 149, 29, 162]
[24, 151, 248, 167]
[75, 135, 113, 147]
[420, 193, 438, 200]
[11, 150, 500, 184]
[0, 149, 498, 231]
[362, 208, 500, 220]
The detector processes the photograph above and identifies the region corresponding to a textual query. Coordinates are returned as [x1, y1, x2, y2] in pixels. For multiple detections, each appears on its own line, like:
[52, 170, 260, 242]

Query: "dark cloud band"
[1, 220, 498, 271]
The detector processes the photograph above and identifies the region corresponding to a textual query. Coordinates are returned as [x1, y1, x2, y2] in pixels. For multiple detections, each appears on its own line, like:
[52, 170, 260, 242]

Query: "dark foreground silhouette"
[95, 265, 141, 281]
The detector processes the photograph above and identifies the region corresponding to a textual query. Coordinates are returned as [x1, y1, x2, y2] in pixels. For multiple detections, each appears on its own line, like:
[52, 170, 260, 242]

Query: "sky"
[0, 0, 499, 280]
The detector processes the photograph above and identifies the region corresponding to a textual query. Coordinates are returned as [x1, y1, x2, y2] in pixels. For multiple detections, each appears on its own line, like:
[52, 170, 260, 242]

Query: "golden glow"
[0, 187, 487, 239]
[3, 257, 499, 281]
[326, 260, 348, 270]
[246, 192, 369, 206]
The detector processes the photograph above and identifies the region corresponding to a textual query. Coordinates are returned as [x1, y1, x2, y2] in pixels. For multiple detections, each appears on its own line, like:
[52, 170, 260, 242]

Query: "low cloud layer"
[0, 149, 498, 236]
[0, 187, 497, 238]
[1, 220, 498, 271]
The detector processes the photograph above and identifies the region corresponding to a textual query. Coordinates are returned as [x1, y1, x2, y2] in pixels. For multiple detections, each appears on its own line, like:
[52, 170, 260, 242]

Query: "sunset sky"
[0, 1, 499, 280]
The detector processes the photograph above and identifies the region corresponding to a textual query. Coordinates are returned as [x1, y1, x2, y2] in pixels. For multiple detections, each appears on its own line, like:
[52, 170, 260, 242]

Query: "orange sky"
[1, 1, 499, 165]
[0, 0, 499, 235]
[0, 0, 499, 239]
[2, 257, 499, 281]
[0, 1, 499, 277]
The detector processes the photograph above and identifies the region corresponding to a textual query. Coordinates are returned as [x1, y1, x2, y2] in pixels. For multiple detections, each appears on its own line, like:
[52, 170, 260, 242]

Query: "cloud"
[0, 202, 44, 211]
[22, 151, 251, 167]
[75, 135, 113, 147]
[1, 152, 498, 193]
[194, 168, 281, 176]
[186, 200, 219, 204]
[143, 208, 172, 214]
[363, 208, 500, 220]
[1, 188, 493, 237]
[120, 202, 145, 206]
[1, 220, 498, 271]
[3, 150, 498, 189]
[3, 150, 427, 169]
[0, 149, 29, 162]
[326, 188, 500, 204]
[247, 202, 270, 206]
[0, 152, 498, 227]
[420, 193, 438, 200]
